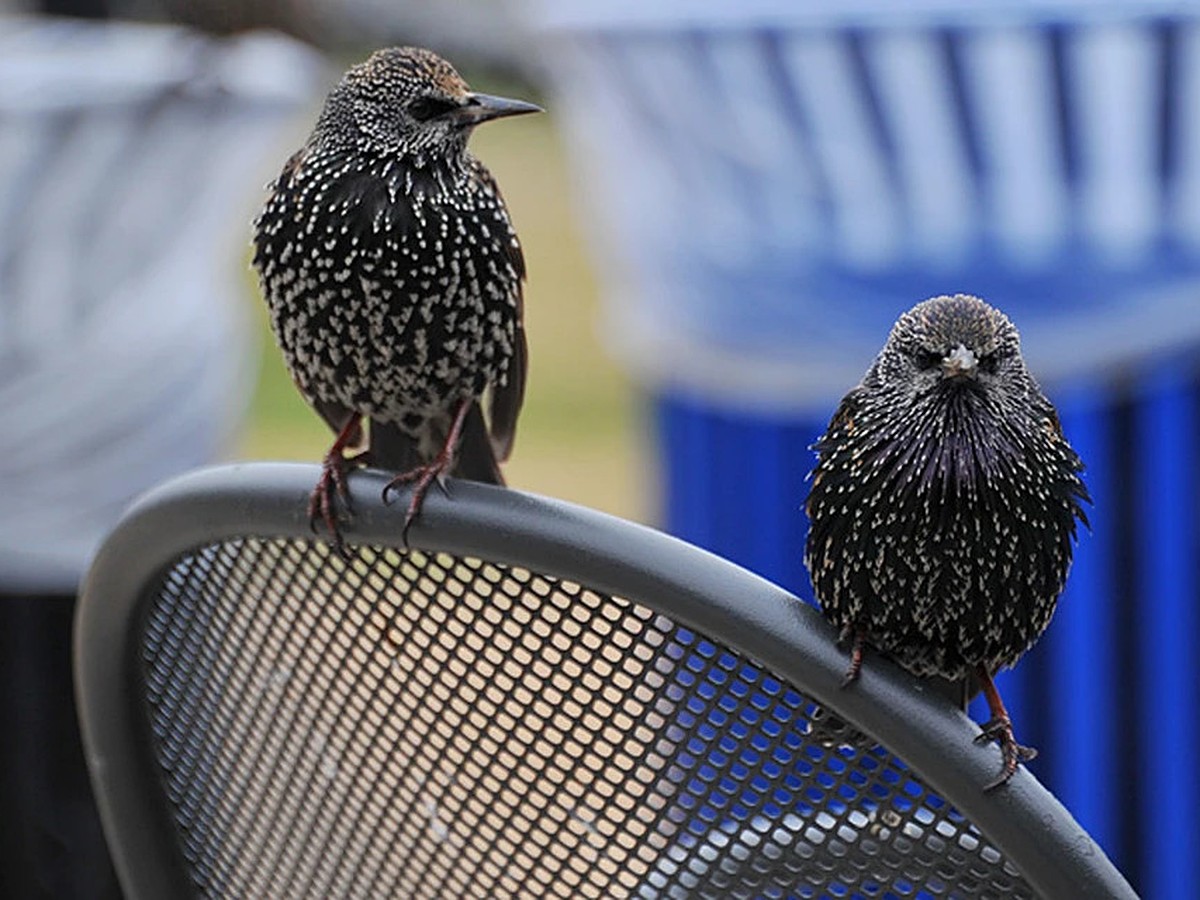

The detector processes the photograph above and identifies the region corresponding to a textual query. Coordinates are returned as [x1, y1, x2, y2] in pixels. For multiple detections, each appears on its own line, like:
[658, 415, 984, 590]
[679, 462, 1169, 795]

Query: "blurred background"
[3, 0, 1200, 897]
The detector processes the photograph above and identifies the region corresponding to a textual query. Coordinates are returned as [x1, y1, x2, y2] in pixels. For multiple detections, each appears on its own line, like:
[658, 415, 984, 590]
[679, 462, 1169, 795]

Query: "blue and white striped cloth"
[0, 18, 326, 591]
[528, 1, 1200, 408]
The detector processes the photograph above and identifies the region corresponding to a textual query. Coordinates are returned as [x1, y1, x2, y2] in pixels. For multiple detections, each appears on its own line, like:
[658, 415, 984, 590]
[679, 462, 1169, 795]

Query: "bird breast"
[254, 151, 521, 427]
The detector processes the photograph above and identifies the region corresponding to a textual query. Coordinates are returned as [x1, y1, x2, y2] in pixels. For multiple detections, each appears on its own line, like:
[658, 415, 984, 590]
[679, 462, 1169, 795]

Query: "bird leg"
[974, 664, 1037, 790]
[382, 397, 473, 545]
[307, 415, 364, 557]
[839, 625, 868, 687]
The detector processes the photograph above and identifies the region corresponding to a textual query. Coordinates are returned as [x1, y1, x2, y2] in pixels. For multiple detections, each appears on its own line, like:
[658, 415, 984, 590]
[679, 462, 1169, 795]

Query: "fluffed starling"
[252, 47, 540, 549]
[804, 294, 1090, 788]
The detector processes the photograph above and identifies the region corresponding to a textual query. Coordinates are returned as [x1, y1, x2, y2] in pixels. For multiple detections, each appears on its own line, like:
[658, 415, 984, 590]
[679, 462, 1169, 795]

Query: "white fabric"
[0, 18, 327, 591]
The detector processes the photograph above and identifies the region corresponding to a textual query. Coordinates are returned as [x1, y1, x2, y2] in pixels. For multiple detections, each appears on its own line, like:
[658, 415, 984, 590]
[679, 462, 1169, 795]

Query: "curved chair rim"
[75, 462, 1137, 900]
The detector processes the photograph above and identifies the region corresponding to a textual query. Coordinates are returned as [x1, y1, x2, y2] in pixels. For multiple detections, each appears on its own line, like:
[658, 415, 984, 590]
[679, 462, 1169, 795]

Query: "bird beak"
[942, 344, 978, 380]
[453, 93, 543, 126]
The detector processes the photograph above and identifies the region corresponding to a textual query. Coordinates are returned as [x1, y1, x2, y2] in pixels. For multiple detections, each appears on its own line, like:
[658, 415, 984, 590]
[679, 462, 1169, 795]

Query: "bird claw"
[839, 626, 868, 687]
[976, 715, 1037, 790]
[308, 454, 354, 560]
[380, 397, 472, 547]
[382, 457, 452, 548]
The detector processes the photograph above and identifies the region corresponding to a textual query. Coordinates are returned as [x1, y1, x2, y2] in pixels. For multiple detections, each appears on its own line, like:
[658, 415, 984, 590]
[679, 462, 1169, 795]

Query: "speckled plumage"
[804, 294, 1089, 786]
[252, 47, 538, 545]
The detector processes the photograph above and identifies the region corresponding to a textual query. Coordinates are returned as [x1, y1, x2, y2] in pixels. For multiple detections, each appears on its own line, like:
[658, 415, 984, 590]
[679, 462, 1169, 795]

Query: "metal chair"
[75, 463, 1135, 899]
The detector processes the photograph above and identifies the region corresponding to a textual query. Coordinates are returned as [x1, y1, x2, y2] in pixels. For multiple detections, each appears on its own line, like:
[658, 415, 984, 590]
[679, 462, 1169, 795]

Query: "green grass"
[237, 114, 652, 523]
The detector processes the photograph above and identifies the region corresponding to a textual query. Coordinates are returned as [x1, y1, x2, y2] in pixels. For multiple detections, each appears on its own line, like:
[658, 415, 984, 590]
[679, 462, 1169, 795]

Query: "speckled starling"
[252, 47, 540, 549]
[804, 294, 1090, 788]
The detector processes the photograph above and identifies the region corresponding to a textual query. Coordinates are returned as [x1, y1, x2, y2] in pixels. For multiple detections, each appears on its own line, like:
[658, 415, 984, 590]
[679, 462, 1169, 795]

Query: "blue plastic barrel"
[530, 2, 1200, 893]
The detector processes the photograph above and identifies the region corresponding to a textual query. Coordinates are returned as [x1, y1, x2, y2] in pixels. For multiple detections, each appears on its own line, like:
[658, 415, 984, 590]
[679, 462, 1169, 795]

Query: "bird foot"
[307, 451, 355, 559]
[839, 626, 868, 687]
[380, 396, 474, 546]
[381, 457, 453, 547]
[975, 715, 1037, 790]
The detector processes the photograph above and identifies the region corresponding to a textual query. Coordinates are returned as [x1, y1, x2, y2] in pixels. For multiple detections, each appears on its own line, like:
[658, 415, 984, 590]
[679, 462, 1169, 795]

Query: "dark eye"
[915, 349, 942, 371]
[407, 96, 459, 122]
[977, 349, 1011, 374]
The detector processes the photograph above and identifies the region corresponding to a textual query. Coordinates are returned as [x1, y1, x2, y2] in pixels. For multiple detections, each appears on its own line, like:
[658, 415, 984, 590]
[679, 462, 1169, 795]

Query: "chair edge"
[75, 462, 1137, 900]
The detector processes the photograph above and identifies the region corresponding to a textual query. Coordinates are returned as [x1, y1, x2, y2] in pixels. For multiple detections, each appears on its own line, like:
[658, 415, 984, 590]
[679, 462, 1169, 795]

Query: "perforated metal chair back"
[75, 464, 1134, 900]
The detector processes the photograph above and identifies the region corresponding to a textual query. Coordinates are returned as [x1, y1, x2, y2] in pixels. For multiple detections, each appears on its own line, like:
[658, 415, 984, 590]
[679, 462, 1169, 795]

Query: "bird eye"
[407, 96, 460, 122]
[915, 350, 943, 371]
[977, 349, 1011, 374]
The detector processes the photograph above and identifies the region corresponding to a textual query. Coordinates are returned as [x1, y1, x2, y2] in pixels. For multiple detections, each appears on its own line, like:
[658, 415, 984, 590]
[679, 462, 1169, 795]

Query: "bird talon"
[399, 471, 440, 549]
[982, 734, 1036, 792]
[974, 672, 1037, 790]
[308, 471, 352, 558]
[401, 511, 417, 550]
[381, 462, 441, 547]
[974, 716, 1004, 744]
[381, 466, 423, 505]
[974, 722, 1037, 763]
[326, 523, 351, 561]
[332, 466, 352, 507]
[839, 626, 868, 687]
[304, 417, 361, 554]
[381, 397, 473, 541]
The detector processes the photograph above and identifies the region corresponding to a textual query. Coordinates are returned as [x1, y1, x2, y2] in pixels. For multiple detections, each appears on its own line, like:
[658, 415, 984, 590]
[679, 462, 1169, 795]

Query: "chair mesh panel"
[140, 538, 1034, 899]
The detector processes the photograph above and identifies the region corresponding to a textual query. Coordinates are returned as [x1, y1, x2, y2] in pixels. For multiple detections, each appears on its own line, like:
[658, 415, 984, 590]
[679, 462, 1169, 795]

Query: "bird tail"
[808, 671, 979, 752]
[928, 672, 981, 712]
[368, 420, 423, 472]
[453, 401, 505, 486]
[368, 402, 504, 486]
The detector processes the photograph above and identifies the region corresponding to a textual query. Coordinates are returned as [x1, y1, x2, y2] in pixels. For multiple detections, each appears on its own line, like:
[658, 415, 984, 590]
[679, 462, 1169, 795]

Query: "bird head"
[316, 47, 541, 158]
[878, 294, 1025, 401]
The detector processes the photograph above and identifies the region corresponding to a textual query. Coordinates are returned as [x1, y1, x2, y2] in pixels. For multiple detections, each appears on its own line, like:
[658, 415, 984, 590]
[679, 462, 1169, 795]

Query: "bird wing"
[819, 388, 863, 447]
[1041, 402, 1093, 527]
[805, 388, 864, 518]
[489, 313, 526, 463]
[487, 217, 528, 463]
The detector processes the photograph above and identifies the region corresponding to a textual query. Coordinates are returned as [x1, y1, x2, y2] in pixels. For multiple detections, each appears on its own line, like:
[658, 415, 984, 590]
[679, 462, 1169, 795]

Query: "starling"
[252, 47, 540, 550]
[804, 294, 1090, 788]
